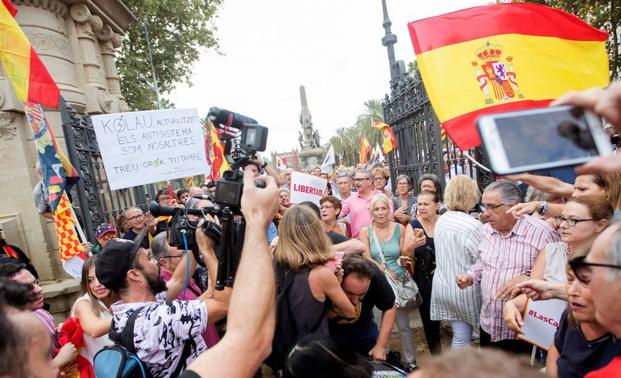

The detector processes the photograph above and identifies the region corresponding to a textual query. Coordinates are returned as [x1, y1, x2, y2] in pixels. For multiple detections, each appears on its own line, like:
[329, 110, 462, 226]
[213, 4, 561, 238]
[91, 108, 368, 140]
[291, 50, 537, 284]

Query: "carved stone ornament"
[13, 0, 68, 18]
[28, 33, 72, 58]
[96, 24, 113, 42]
[89, 15, 103, 32]
[97, 90, 112, 113]
[0, 112, 17, 141]
[70, 3, 91, 23]
[111, 34, 123, 49]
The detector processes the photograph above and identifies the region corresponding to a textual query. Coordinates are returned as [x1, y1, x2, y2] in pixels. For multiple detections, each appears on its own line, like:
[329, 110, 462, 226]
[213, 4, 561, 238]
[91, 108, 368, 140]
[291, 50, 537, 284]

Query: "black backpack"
[265, 266, 326, 373]
[94, 307, 193, 378]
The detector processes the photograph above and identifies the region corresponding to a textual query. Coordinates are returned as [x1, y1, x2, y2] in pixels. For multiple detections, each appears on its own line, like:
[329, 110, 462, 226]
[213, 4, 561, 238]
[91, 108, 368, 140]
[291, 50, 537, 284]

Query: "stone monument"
[0, 0, 134, 320]
[297, 85, 324, 170]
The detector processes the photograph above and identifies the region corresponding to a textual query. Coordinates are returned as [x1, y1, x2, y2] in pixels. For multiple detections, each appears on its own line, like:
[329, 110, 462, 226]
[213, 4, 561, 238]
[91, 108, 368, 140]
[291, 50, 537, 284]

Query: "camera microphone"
[193, 194, 215, 201]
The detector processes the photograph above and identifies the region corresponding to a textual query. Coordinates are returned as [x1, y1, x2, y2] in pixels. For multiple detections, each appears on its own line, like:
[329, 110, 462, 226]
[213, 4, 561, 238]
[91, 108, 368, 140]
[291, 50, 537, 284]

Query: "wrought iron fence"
[382, 72, 493, 194]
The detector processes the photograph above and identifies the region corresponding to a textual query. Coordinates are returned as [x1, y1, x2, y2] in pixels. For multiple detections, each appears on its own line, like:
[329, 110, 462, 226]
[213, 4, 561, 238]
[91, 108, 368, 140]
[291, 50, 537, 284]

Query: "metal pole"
[142, 17, 161, 109]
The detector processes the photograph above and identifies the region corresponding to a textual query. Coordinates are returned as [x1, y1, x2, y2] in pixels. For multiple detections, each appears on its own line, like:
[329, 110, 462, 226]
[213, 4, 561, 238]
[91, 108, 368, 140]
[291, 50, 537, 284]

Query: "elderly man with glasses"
[457, 180, 559, 354]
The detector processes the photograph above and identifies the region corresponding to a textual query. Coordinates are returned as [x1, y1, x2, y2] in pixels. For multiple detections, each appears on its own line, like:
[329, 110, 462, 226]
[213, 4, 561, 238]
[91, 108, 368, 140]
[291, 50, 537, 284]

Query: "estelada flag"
[25, 101, 80, 214]
[408, 3, 609, 150]
[0, 0, 60, 108]
[209, 121, 230, 180]
[373, 121, 397, 154]
[359, 135, 372, 164]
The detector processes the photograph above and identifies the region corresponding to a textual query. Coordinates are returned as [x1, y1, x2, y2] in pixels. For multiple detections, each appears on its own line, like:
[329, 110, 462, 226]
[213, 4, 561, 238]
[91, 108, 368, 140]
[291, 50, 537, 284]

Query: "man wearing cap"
[96, 220, 230, 377]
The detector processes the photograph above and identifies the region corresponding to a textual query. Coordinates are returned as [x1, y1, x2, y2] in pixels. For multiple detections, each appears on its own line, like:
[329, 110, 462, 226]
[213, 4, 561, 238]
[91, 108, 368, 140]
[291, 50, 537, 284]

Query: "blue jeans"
[332, 321, 379, 356]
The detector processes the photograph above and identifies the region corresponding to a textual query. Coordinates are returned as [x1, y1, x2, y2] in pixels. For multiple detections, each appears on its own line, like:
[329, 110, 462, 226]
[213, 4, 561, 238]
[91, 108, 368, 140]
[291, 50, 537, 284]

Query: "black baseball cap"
[95, 231, 146, 291]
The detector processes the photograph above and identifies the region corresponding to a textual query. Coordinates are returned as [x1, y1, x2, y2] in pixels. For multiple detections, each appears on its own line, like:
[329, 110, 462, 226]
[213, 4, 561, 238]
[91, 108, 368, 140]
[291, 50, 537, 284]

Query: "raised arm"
[185, 167, 280, 378]
[504, 173, 574, 197]
[73, 300, 112, 338]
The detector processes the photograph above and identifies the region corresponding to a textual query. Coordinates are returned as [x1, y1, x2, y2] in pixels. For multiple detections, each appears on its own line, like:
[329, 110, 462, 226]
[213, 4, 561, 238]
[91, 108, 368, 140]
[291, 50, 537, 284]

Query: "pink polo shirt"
[340, 190, 393, 239]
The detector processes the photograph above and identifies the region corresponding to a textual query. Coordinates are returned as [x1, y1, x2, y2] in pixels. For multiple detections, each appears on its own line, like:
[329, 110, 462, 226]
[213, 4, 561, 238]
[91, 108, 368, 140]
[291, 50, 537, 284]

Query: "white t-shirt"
[70, 294, 114, 363]
[111, 294, 208, 378]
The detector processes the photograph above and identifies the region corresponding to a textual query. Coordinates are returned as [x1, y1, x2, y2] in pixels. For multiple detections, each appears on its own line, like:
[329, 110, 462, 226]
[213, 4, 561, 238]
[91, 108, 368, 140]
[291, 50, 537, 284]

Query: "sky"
[170, 0, 490, 156]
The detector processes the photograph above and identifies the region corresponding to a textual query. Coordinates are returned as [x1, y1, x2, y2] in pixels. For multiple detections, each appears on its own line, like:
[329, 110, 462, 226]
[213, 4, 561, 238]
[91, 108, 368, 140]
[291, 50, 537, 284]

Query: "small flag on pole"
[359, 136, 372, 164]
[373, 121, 397, 154]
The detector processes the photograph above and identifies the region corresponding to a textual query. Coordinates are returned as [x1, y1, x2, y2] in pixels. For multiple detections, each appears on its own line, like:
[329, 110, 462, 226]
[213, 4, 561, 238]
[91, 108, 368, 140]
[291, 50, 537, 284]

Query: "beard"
[144, 270, 167, 295]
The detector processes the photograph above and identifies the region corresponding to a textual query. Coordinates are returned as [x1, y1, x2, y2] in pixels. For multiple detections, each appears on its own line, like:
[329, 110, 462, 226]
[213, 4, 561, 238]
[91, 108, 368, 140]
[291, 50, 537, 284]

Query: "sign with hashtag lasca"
[92, 108, 209, 190]
[518, 298, 565, 350]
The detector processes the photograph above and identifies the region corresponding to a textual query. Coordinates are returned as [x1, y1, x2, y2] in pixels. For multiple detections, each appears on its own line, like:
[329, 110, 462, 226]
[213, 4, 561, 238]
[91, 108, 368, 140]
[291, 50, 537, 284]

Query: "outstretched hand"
[241, 166, 280, 229]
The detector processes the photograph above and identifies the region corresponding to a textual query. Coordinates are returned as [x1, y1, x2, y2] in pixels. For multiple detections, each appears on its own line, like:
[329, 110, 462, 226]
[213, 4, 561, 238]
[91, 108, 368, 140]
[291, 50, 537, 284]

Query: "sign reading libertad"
[92, 109, 209, 190]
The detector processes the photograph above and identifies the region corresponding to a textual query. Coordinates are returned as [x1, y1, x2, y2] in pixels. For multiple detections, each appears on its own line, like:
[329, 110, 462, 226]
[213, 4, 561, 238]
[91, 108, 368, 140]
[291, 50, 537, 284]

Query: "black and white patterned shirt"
[111, 294, 208, 378]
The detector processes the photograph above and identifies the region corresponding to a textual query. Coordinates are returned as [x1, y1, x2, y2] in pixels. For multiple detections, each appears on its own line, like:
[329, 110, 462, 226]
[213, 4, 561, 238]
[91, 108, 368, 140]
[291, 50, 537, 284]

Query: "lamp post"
[142, 17, 162, 109]
[380, 0, 406, 89]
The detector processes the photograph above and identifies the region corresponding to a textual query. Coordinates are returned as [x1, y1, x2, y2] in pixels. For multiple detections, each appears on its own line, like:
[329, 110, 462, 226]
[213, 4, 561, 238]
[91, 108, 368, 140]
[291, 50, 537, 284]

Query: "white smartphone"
[477, 105, 613, 175]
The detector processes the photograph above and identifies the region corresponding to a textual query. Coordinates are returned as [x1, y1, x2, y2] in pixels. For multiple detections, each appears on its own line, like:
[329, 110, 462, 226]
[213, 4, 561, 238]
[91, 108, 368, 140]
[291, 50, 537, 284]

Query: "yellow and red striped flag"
[373, 121, 397, 154]
[408, 3, 609, 150]
[53, 192, 85, 262]
[359, 135, 372, 164]
[0, 0, 60, 108]
[209, 121, 230, 180]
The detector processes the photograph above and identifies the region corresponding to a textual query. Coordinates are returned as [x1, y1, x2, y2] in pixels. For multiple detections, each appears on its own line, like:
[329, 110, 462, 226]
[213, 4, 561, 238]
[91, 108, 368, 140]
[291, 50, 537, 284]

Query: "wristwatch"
[537, 201, 548, 216]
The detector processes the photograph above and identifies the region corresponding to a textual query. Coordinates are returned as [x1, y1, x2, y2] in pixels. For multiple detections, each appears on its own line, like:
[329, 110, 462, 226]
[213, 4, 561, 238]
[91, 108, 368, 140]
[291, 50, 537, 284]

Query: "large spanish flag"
[408, 3, 609, 150]
[359, 135, 372, 164]
[0, 0, 60, 108]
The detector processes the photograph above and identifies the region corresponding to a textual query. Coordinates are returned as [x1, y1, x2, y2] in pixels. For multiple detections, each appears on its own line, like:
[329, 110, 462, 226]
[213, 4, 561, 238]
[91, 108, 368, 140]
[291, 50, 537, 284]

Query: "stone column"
[70, 3, 112, 114]
[99, 31, 129, 112]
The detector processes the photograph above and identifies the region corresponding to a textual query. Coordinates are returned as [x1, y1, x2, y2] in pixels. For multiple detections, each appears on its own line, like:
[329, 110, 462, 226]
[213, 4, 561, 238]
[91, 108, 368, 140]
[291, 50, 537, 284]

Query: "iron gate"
[382, 71, 494, 193]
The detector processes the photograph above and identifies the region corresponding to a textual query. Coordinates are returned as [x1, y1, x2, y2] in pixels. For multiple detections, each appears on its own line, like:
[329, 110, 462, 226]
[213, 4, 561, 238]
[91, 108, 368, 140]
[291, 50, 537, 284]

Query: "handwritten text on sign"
[92, 109, 209, 190]
[289, 172, 327, 206]
[517, 298, 566, 350]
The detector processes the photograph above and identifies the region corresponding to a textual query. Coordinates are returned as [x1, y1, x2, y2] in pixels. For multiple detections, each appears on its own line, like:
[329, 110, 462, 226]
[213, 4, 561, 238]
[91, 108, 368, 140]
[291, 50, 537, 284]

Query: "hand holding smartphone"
[477, 105, 613, 175]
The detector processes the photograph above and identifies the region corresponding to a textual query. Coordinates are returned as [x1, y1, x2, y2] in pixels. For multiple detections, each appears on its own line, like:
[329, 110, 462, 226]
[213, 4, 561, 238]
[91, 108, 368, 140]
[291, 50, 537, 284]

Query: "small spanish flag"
[408, 3, 609, 150]
[373, 121, 397, 154]
[359, 135, 372, 164]
[0, 0, 60, 108]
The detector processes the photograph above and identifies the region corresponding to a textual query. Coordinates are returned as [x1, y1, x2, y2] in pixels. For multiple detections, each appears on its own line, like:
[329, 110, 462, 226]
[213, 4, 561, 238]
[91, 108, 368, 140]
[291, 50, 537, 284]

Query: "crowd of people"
[2, 84, 621, 378]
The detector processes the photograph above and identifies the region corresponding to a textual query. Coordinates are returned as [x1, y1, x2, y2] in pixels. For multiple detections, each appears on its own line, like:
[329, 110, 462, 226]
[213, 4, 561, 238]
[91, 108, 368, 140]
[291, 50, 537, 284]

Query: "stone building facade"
[0, 0, 133, 320]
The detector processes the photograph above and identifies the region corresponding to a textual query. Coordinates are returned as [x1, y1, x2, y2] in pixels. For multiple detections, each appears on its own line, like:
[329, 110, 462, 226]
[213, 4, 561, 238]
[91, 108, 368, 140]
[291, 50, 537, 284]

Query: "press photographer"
[94, 211, 230, 377]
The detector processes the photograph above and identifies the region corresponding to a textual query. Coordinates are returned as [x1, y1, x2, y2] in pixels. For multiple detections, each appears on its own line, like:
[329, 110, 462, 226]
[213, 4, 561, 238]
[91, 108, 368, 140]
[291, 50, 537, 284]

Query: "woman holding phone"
[392, 175, 417, 225]
[405, 191, 441, 355]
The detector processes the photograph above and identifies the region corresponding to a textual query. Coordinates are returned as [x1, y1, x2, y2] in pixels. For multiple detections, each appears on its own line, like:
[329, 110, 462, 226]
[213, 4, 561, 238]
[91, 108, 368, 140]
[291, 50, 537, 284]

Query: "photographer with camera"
[95, 209, 230, 377]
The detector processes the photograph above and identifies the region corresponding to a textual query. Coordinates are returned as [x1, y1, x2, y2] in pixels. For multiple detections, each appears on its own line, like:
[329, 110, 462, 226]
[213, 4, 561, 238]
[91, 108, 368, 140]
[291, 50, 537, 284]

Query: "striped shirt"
[469, 215, 560, 342]
[430, 211, 483, 327]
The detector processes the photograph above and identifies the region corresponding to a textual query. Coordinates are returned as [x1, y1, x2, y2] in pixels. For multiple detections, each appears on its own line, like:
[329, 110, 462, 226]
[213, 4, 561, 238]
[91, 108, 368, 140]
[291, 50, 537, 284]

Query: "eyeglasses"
[556, 216, 594, 227]
[569, 259, 621, 285]
[354, 178, 370, 182]
[127, 214, 144, 221]
[320, 205, 335, 210]
[161, 255, 183, 260]
[98, 233, 115, 241]
[373, 177, 386, 181]
[480, 203, 508, 212]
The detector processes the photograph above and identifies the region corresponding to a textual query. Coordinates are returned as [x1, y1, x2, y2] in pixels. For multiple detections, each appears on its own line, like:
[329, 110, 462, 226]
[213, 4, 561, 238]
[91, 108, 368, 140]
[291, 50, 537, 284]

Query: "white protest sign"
[289, 172, 327, 206]
[517, 298, 566, 350]
[91, 109, 209, 190]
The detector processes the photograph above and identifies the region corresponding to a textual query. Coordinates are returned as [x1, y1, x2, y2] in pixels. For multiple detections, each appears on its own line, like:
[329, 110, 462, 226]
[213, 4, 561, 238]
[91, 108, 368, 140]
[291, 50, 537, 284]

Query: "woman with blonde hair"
[371, 167, 392, 198]
[360, 194, 417, 371]
[430, 175, 483, 349]
[269, 205, 355, 373]
[70, 255, 115, 363]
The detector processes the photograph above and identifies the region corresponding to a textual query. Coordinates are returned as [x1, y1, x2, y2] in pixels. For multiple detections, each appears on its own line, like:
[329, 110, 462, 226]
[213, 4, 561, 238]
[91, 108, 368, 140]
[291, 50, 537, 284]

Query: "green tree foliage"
[117, 0, 223, 110]
[522, 0, 620, 80]
[328, 99, 384, 166]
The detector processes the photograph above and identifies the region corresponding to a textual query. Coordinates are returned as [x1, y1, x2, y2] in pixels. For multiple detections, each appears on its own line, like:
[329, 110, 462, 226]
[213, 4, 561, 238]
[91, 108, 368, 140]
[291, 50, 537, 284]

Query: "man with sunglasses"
[457, 181, 559, 354]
